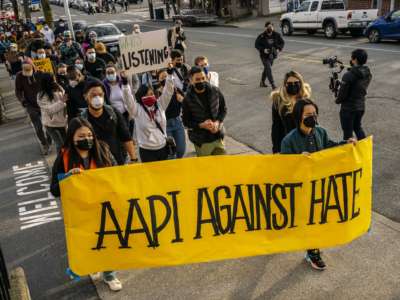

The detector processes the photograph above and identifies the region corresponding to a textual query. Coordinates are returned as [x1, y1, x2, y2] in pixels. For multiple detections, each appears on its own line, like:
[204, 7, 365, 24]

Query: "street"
[0, 4, 399, 299]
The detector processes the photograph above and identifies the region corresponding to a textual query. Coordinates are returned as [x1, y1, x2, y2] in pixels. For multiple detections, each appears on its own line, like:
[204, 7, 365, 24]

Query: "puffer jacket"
[37, 91, 68, 128]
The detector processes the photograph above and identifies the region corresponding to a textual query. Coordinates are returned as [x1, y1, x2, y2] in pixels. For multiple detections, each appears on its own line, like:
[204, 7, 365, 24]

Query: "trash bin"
[155, 8, 165, 20]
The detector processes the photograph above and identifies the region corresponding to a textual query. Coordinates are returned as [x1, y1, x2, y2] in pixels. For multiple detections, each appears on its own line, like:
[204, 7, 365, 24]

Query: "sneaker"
[90, 272, 101, 281]
[104, 277, 122, 292]
[305, 249, 326, 270]
[260, 81, 268, 88]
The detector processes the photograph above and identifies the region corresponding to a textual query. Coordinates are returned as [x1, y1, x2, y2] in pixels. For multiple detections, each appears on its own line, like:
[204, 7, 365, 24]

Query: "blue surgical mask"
[203, 66, 209, 76]
[106, 73, 117, 82]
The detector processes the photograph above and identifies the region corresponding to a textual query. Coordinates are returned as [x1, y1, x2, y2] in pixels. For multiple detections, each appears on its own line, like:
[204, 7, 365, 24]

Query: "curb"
[9, 267, 31, 300]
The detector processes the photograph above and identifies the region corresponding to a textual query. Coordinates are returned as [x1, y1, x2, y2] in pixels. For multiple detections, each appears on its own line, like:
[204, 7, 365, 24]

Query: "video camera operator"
[335, 49, 372, 141]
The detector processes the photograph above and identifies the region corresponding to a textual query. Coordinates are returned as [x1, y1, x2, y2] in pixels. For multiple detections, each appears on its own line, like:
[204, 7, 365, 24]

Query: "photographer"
[255, 22, 285, 89]
[336, 49, 371, 141]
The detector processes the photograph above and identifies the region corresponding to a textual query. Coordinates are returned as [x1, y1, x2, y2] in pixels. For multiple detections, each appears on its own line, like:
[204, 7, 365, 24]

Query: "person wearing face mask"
[270, 71, 311, 153]
[50, 117, 123, 292]
[40, 24, 55, 45]
[54, 19, 67, 37]
[5, 43, 22, 79]
[65, 66, 96, 122]
[194, 56, 219, 87]
[84, 46, 106, 80]
[336, 49, 372, 141]
[280, 98, 356, 271]
[60, 31, 83, 66]
[168, 20, 187, 55]
[56, 63, 69, 89]
[103, 64, 135, 130]
[37, 73, 68, 153]
[81, 80, 138, 165]
[45, 44, 60, 67]
[15, 61, 50, 154]
[170, 49, 190, 93]
[255, 22, 285, 89]
[82, 31, 98, 54]
[182, 66, 227, 157]
[0, 32, 10, 63]
[74, 58, 86, 74]
[132, 67, 175, 162]
[157, 69, 186, 159]
[132, 24, 141, 34]
[95, 42, 116, 65]
[36, 47, 47, 60]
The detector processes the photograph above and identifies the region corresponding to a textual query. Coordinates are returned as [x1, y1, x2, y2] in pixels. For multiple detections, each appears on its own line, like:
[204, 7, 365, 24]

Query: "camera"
[323, 56, 345, 97]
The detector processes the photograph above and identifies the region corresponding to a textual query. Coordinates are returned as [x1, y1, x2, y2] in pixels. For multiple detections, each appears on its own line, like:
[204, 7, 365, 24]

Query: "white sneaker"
[90, 272, 102, 281]
[104, 277, 122, 291]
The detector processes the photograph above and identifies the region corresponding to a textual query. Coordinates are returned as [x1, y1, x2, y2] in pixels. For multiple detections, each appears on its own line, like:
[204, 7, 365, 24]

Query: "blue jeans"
[166, 117, 186, 159]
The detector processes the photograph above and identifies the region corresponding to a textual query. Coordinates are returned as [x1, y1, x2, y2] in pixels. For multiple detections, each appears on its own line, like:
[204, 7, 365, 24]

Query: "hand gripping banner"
[60, 137, 373, 275]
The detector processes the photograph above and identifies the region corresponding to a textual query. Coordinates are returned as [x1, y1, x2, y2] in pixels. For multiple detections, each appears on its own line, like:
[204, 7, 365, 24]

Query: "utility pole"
[148, 0, 154, 19]
[63, 0, 75, 40]
[10, 0, 19, 20]
[41, 0, 54, 28]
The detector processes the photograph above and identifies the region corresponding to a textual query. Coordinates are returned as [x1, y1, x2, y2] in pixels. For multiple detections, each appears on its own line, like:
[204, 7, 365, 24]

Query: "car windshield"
[87, 26, 119, 37]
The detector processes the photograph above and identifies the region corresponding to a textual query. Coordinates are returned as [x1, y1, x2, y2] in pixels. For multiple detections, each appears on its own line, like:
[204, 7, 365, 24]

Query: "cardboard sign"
[33, 58, 54, 74]
[60, 137, 373, 275]
[119, 29, 169, 75]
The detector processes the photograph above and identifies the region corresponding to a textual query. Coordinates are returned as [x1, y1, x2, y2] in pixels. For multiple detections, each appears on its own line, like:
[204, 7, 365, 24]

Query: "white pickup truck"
[280, 0, 378, 38]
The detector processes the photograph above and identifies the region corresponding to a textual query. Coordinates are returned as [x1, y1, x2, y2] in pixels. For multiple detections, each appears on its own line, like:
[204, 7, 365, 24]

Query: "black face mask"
[75, 138, 94, 150]
[303, 116, 317, 129]
[286, 82, 301, 95]
[266, 28, 273, 34]
[159, 79, 166, 86]
[349, 60, 354, 67]
[175, 62, 182, 68]
[195, 81, 206, 91]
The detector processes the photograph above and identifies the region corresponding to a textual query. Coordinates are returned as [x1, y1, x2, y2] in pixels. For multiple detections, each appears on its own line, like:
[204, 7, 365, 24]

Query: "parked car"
[280, 0, 378, 38]
[365, 10, 400, 43]
[172, 9, 218, 26]
[85, 23, 125, 57]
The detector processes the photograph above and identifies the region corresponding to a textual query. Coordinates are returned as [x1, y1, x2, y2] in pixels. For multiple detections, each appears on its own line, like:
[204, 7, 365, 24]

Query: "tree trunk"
[23, 0, 31, 20]
[41, 0, 54, 28]
[10, 0, 19, 20]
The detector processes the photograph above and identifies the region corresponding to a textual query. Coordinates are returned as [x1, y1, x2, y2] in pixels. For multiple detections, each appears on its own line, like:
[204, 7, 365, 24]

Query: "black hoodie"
[336, 65, 372, 111]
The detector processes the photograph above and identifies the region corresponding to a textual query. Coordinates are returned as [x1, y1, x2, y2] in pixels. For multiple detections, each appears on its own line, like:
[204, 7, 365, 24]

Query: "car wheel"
[324, 22, 337, 39]
[281, 21, 292, 36]
[306, 29, 317, 35]
[368, 29, 380, 43]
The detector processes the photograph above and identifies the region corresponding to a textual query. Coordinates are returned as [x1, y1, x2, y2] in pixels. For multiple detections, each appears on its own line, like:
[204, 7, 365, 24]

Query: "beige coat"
[37, 91, 67, 128]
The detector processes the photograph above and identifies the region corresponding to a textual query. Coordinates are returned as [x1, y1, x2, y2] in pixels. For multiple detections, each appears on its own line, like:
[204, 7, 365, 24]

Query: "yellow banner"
[60, 137, 373, 276]
[33, 58, 54, 74]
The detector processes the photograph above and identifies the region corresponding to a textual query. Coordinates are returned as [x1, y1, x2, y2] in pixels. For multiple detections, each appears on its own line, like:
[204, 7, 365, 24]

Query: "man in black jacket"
[182, 66, 227, 157]
[84, 46, 106, 80]
[336, 49, 372, 140]
[255, 22, 285, 89]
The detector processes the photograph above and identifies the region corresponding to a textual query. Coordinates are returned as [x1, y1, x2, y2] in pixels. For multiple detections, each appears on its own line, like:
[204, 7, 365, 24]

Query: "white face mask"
[91, 96, 104, 110]
[87, 53, 96, 61]
[37, 53, 46, 59]
[69, 80, 78, 88]
[134, 28, 140, 33]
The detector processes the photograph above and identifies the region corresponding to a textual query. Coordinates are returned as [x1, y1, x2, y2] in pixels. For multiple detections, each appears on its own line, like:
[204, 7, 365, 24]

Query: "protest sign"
[119, 29, 169, 75]
[33, 58, 54, 74]
[60, 137, 373, 276]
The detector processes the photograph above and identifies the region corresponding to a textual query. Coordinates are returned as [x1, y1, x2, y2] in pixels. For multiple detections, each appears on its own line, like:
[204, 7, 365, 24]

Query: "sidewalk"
[1, 66, 399, 300]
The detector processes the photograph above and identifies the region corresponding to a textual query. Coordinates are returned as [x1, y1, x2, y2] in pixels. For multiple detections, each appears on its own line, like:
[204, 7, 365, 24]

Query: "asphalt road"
[38, 4, 400, 223]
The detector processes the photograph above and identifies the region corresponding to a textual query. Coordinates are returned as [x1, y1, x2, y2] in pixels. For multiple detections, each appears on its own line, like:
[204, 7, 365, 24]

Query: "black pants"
[261, 56, 275, 86]
[139, 146, 168, 163]
[340, 110, 366, 140]
[26, 106, 49, 146]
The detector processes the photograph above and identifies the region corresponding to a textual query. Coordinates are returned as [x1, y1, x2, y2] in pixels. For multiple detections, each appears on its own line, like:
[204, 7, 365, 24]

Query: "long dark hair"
[39, 72, 62, 100]
[135, 84, 154, 104]
[63, 117, 113, 170]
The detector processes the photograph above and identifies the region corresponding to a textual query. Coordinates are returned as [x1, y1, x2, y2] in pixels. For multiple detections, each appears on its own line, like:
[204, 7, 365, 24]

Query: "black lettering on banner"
[352, 168, 362, 219]
[92, 201, 126, 250]
[149, 49, 155, 65]
[157, 49, 164, 64]
[131, 52, 140, 67]
[194, 188, 220, 239]
[271, 184, 288, 230]
[138, 50, 145, 65]
[308, 178, 325, 225]
[245, 185, 255, 231]
[230, 184, 254, 233]
[144, 49, 149, 65]
[163, 46, 169, 59]
[213, 186, 232, 234]
[321, 175, 344, 224]
[147, 195, 172, 247]
[335, 171, 353, 222]
[255, 184, 272, 230]
[169, 191, 183, 243]
[286, 183, 302, 228]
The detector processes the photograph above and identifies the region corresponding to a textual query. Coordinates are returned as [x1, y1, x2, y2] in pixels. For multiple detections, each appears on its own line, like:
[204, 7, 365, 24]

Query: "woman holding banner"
[50, 117, 123, 291]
